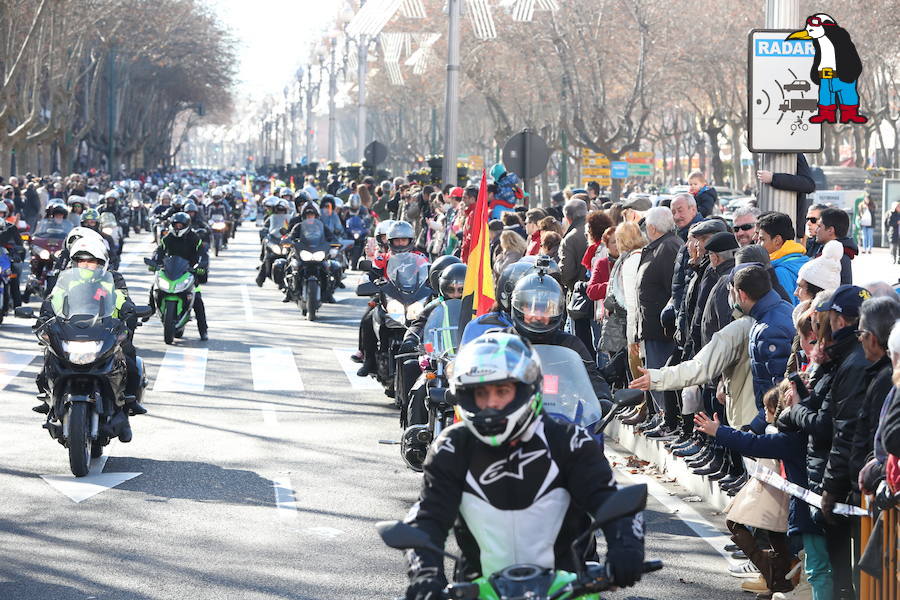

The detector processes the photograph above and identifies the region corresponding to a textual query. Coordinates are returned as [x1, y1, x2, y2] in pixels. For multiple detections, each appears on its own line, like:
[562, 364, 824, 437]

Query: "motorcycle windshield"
[99, 212, 118, 226]
[386, 253, 429, 293]
[423, 299, 462, 357]
[268, 214, 289, 234]
[533, 345, 602, 427]
[210, 214, 225, 223]
[162, 256, 191, 280]
[50, 268, 117, 320]
[33, 219, 72, 239]
[299, 220, 325, 245]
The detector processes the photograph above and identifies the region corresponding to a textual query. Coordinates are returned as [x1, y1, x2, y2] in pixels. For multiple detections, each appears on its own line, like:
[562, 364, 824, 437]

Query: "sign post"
[502, 129, 551, 206]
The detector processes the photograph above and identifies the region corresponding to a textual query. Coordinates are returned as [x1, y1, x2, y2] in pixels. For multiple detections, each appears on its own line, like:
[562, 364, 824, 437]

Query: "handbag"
[566, 281, 594, 320]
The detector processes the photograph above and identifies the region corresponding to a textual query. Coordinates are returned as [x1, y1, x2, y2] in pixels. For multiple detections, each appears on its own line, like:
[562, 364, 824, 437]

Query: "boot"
[728, 523, 772, 586]
[809, 104, 837, 124]
[124, 395, 147, 416]
[767, 535, 795, 594]
[621, 402, 648, 426]
[839, 104, 868, 124]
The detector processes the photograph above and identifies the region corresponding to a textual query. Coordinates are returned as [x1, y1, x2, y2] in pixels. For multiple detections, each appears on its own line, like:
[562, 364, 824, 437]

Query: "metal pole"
[357, 0, 368, 164]
[442, 0, 461, 187]
[758, 0, 800, 219]
[107, 47, 116, 174]
[430, 107, 437, 156]
[328, 42, 338, 162]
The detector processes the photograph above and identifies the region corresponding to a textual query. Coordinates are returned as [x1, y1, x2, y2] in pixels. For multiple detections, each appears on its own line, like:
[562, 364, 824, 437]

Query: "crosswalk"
[0, 345, 386, 395]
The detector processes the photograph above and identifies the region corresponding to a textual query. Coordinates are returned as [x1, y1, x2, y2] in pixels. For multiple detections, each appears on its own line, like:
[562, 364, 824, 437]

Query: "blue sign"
[754, 39, 814, 57]
[611, 161, 629, 179]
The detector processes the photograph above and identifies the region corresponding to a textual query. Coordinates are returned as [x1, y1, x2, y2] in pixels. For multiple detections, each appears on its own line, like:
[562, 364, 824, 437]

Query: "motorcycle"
[100, 211, 123, 253]
[14, 269, 153, 477]
[345, 215, 368, 270]
[0, 247, 12, 324]
[24, 218, 72, 302]
[281, 239, 332, 321]
[259, 214, 291, 285]
[129, 195, 148, 233]
[356, 252, 432, 400]
[209, 214, 229, 256]
[144, 256, 196, 345]
[377, 481, 661, 600]
[230, 203, 243, 236]
[151, 212, 169, 244]
[400, 298, 461, 471]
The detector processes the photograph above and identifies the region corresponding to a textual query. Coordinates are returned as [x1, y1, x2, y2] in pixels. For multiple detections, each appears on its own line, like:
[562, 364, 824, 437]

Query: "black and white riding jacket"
[404, 414, 644, 583]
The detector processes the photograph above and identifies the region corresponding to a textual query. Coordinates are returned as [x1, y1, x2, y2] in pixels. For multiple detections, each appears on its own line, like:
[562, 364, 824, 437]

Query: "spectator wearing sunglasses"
[804, 203, 829, 258]
[731, 207, 759, 247]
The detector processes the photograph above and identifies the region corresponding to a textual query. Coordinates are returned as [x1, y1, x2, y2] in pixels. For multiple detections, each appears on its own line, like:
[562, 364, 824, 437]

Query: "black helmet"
[511, 272, 566, 340]
[170, 212, 192, 237]
[429, 255, 462, 291]
[387, 220, 415, 254]
[48, 201, 69, 218]
[183, 201, 199, 215]
[496, 261, 535, 313]
[275, 199, 290, 214]
[438, 263, 467, 299]
[172, 195, 185, 210]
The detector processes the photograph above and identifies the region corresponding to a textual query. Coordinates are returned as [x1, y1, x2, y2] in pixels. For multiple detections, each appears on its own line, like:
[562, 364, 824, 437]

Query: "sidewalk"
[851, 246, 899, 285]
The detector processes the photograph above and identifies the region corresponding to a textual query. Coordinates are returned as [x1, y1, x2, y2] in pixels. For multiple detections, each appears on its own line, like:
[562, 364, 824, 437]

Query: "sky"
[206, 0, 342, 98]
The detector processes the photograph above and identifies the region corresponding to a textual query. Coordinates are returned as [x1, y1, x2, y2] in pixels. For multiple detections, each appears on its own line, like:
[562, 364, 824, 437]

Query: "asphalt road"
[0, 224, 752, 599]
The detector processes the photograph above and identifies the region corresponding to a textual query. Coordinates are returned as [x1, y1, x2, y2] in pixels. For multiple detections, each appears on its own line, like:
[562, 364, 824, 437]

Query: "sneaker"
[724, 544, 740, 552]
[199, 331, 209, 341]
[32, 403, 50, 414]
[740, 574, 769, 594]
[673, 443, 704, 458]
[729, 561, 760, 578]
[350, 351, 364, 364]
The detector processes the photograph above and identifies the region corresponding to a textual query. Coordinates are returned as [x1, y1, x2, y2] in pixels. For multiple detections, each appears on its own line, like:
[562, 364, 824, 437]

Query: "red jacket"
[526, 229, 542, 255]
[585, 255, 611, 302]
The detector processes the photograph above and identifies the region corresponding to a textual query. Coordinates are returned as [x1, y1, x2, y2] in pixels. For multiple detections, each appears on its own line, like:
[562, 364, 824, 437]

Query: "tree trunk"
[729, 123, 744, 192]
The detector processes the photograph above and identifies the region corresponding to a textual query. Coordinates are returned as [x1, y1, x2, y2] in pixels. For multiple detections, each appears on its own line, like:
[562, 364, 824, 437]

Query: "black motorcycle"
[129, 195, 148, 233]
[280, 239, 332, 321]
[16, 268, 152, 477]
[400, 298, 461, 471]
[356, 252, 432, 400]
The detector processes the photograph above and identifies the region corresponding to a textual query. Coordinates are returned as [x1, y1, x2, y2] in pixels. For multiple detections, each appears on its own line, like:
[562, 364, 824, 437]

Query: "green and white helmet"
[449, 332, 543, 446]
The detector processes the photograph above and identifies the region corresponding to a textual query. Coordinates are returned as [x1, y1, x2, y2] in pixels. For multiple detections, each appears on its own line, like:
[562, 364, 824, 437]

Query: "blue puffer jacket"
[747, 290, 794, 432]
[716, 425, 818, 537]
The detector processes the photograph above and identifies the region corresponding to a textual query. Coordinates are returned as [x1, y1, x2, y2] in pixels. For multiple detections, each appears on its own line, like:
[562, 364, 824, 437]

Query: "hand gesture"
[693, 413, 720, 437]
[629, 367, 651, 391]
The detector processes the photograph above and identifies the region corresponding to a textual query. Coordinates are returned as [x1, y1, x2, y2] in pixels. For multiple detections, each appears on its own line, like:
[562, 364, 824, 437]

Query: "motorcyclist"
[401, 331, 644, 599]
[183, 201, 209, 243]
[151, 212, 210, 341]
[256, 200, 291, 287]
[319, 195, 344, 240]
[350, 219, 396, 365]
[81, 208, 119, 266]
[287, 203, 339, 301]
[510, 270, 611, 405]
[0, 201, 24, 307]
[152, 190, 173, 217]
[66, 195, 87, 227]
[260, 195, 279, 223]
[34, 237, 145, 441]
[398, 262, 467, 430]
[355, 221, 419, 377]
[99, 190, 120, 217]
[207, 191, 231, 249]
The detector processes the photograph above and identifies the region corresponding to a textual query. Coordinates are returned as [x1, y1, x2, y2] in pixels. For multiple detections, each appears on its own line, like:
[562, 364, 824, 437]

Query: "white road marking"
[41, 455, 142, 503]
[607, 448, 740, 567]
[239, 284, 255, 322]
[261, 405, 279, 426]
[153, 347, 208, 392]
[272, 477, 298, 519]
[332, 347, 382, 390]
[302, 526, 346, 540]
[249, 347, 304, 391]
[0, 350, 38, 390]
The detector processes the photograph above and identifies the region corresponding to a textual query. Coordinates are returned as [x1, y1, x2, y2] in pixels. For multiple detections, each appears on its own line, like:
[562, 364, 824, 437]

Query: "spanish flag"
[289, 176, 296, 193]
[459, 169, 495, 331]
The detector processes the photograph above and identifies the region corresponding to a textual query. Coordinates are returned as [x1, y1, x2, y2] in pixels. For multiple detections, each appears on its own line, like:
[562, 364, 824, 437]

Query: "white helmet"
[374, 219, 395, 238]
[65, 227, 104, 251]
[68, 236, 109, 268]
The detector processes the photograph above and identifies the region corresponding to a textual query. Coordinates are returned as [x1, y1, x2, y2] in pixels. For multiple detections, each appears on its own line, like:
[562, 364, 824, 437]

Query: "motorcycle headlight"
[312, 250, 326, 261]
[328, 248, 338, 257]
[268, 242, 283, 255]
[170, 275, 194, 293]
[406, 300, 426, 320]
[386, 299, 405, 321]
[37, 248, 50, 260]
[102, 227, 114, 235]
[353, 232, 360, 239]
[62, 340, 103, 365]
[212, 222, 227, 231]
[299, 250, 313, 261]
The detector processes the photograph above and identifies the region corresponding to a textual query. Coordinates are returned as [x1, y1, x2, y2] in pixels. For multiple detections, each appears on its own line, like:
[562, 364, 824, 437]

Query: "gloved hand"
[606, 546, 644, 588]
[194, 267, 206, 276]
[820, 490, 837, 525]
[660, 304, 675, 338]
[398, 340, 418, 355]
[405, 574, 446, 600]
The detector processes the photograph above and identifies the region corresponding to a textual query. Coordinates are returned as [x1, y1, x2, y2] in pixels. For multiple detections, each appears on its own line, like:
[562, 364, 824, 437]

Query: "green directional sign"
[628, 162, 653, 177]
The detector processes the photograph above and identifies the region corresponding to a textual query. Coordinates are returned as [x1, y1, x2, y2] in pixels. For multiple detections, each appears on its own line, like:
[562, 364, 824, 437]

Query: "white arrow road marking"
[153, 347, 208, 392]
[332, 348, 382, 390]
[272, 477, 298, 519]
[0, 350, 38, 390]
[40, 455, 142, 504]
[249, 347, 304, 391]
[239, 284, 255, 322]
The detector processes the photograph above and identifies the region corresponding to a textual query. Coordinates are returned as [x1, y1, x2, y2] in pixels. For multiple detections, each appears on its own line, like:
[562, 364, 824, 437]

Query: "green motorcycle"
[145, 255, 196, 345]
[377, 483, 661, 600]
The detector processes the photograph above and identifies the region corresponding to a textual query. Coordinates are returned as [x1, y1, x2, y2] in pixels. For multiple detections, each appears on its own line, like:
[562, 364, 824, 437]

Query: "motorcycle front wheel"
[67, 403, 92, 477]
[306, 278, 318, 322]
[163, 300, 177, 345]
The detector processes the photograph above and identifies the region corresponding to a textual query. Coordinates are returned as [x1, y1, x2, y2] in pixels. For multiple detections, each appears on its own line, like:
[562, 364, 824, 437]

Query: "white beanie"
[798, 240, 842, 291]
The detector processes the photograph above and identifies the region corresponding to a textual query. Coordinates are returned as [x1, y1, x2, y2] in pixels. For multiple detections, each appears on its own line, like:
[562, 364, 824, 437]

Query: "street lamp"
[297, 65, 322, 165]
[341, 1, 374, 164]
[318, 34, 342, 162]
[282, 85, 290, 166]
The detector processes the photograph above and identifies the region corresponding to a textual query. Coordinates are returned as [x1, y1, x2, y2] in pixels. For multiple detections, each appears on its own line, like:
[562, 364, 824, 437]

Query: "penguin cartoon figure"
[787, 14, 867, 125]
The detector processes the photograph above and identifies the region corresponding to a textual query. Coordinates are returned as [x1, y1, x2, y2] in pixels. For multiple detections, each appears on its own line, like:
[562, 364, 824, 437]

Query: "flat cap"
[705, 232, 739, 253]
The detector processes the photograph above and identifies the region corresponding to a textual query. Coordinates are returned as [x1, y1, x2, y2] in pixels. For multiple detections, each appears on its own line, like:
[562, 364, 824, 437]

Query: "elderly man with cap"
[660, 194, 704, 339]
[621, 195, 651, 224]
[700, 231, 740, 346]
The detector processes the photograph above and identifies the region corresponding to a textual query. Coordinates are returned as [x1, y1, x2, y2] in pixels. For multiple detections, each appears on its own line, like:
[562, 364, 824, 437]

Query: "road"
[0, 223, 789, 600]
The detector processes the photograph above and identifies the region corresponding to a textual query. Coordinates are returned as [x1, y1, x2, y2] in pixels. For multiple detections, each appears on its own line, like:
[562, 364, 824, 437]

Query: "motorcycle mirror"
[375, 521, 462, 562]
[143, 257, 155, 267]
[133, 305, 154, 318]
[14, 306, 36, 319]
[613, 389, 645, 408]
[356, 281, 379, 297]
[591, 484, 647, 529]
[357, 259, 372, 272]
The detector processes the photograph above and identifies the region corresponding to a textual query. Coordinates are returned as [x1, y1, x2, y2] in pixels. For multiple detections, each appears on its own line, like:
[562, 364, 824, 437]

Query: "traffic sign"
[582, 167, 611, 177]
[502, 129, 551, 179]
[747, 29, 823, 153]
[581, 176, 612, 188]
[364, 140, 388, 166]
[611, 162, 629, 179]
[628, 163, 653, 177]
[625, 151, 654, 163]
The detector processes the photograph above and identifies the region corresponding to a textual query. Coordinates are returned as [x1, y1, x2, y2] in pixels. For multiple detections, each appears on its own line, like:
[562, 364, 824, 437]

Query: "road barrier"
[859, 498, 899, 599]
